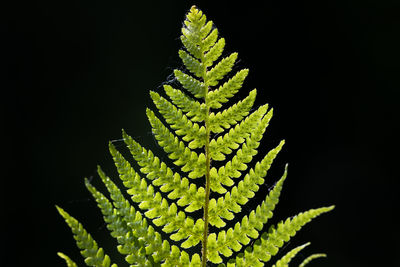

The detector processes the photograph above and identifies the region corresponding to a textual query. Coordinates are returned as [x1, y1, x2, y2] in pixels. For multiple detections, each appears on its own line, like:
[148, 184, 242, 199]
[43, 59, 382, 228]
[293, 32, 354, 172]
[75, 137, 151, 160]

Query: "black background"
[5, 1, 400, 266]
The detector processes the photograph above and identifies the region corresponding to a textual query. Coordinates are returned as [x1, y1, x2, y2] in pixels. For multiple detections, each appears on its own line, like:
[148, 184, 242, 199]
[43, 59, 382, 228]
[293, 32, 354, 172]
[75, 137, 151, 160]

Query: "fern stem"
[202, 111, 211, 267]
[202, 107, 211, 266]
[201, 51, 211, 267]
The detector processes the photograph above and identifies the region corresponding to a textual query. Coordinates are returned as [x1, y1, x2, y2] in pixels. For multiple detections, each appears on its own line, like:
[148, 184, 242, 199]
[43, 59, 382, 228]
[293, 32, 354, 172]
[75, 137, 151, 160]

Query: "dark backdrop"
[5, 1, 399, 266]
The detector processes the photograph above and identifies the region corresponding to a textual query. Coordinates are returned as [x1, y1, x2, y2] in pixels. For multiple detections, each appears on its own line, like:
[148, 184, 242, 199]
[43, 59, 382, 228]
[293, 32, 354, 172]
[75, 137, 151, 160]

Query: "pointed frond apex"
[57, 252, 78, 267]
[299, 253, 327, 267]
[272, 243, 310, 267]
[56, 206, 117, 267]
[181, 6, 207, 46]
[182, 6, 219, 55]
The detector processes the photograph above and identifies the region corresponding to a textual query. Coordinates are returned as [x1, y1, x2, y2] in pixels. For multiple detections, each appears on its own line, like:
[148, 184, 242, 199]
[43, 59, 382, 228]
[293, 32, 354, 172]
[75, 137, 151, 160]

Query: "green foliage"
[57, 6, 334, 266]
[298, 253, 327, 267]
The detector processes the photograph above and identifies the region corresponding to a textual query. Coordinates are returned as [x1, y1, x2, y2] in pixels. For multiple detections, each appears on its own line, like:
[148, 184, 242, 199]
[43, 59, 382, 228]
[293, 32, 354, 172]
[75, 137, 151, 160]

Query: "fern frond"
[109, 140, 204, 248]
[204, 37, 225, 67]
[209, 104, 269, 161]
[85, 178, 154, 265]
[163, 85, 206, 122]
[109, 140, 205, 213]
[180, 34, 202, 60]
[179, 50, 204, 79]
[208, 141, 285, 226]
[206, 52, 238, 87]
[145, 109, 206, 178]
[209, 108, 274, 193]
[163, 248, 201, 267]
[56, 206, 118, 267]
[238, 206, 335, 265]
[298, 253, 327, 267]
[272, 243, 310, 267]
[57, 6, 334, 266]
[150, 90, 206, 149]
[97, 167, 175, 264]
[207, 166, 288, 261]
[209, 89, 257, 134]
[174, 69, 206, 98]
[57, 252, 78, 267]
[181, 6, 218, 55]
[181, 7, 207, 46]
[207, 69, 249, 109]
[202, 27, 219, 52]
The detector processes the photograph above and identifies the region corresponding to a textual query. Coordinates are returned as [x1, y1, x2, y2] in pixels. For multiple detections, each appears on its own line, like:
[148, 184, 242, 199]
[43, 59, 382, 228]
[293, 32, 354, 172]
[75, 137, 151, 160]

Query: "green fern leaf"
[85, 178, 146, 264]
[208, 141, 285, 226]
[298, 253, 327, 267]
[56, 206, 118, 267]
[202, 28, 218, 52]
[209, 104, 269, 161]
[204, 37, 225, 67]
[207, 167, 288, 261]
[207, 69, 249, 109]
[150, 90, 206, 149]
[91, 166, 174, 264]
[238, 206, 334, 265]
[109, 140, 205, 213]
[209, 108, 275, 193]
[174, 69, 206, 98]
[145, 110, 206, 178]
[109, 140, 204, 247]
[179, 50, 204, 78]
[209, 89, 257, 134]
[206, 52, 238, 86]
[163, 84, 206, 122]
[272, 243, 310, 267]
[57, 5, 334, 266]
[57, 252, 78, 267]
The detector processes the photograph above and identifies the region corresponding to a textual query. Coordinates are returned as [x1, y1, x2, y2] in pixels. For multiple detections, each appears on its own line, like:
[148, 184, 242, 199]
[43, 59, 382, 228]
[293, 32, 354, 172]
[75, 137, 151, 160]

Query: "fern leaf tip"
[96, 164, 104, 173]
[299, 253, 327, 267]
[146, 107, 154, 115]
[55, 205, 67, 218]
[57, 252, 78, 267]
[121, 128, 128, 137]
[149, 90, 157, 98]
[327, 205, 336, 211]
